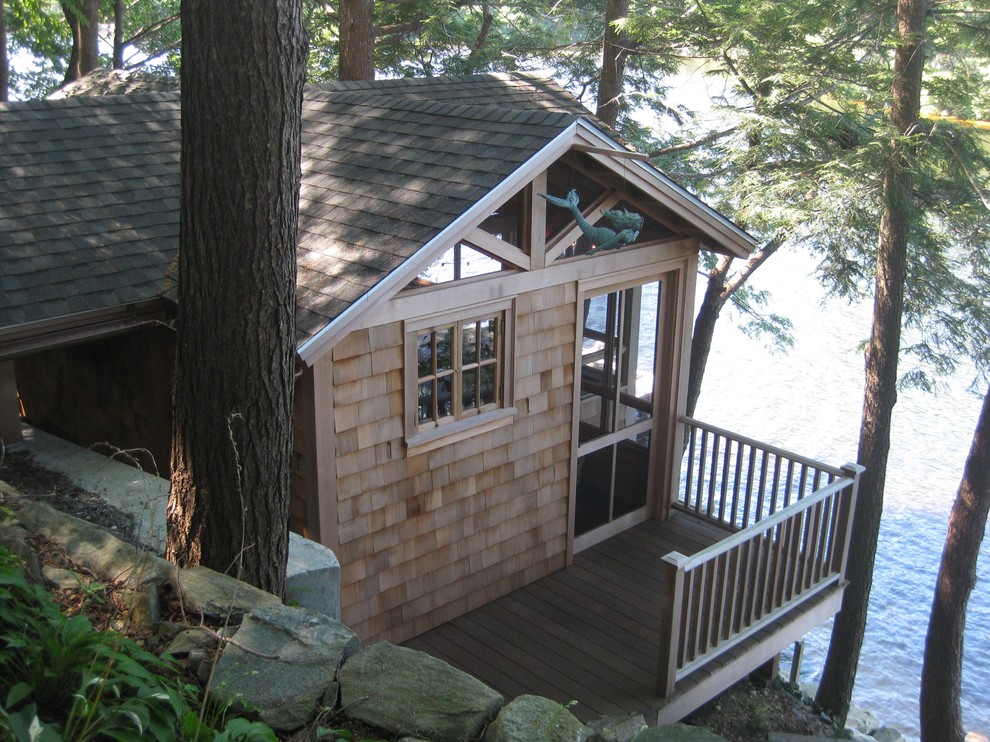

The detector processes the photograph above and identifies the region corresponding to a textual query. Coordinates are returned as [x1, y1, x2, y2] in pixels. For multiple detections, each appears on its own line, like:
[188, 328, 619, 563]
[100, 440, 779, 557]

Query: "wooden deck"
[404, 509, 846, 724]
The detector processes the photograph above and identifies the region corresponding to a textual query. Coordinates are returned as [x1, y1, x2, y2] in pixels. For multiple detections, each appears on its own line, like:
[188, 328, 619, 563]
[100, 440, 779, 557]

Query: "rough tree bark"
[1, 0, 8, 102]
[167, 0, 307, 597]
[113, 0, 124, 69]
[462, 3, 494, 74]
[816, 0, 927, 723]
[339, 0, 374, 81]
[595, 0, 629, 129]
[920, 386, 990, 741]
[61, 0, 100, 85]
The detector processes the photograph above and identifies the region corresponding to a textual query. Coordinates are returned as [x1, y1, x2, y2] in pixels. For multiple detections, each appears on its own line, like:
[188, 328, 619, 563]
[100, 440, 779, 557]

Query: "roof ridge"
[305, 89, 582, 126]
[309, 72, 542, 93]
[0, 90, 180, 113]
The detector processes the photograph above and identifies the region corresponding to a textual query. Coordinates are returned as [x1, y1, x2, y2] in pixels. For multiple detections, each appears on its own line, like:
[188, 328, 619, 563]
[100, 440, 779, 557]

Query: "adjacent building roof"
[0, 71, 754, 361]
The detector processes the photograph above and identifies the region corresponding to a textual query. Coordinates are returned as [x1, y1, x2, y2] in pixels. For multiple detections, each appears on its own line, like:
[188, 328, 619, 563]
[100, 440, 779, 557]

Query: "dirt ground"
[1, 447, 843, 741]
[686, 678, 839, 740]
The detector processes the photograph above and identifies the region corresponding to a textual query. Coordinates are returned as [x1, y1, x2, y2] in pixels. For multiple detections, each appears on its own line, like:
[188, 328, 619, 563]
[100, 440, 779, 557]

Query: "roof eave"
[0, 299, 173, 362]
[573, 120, 756, 259]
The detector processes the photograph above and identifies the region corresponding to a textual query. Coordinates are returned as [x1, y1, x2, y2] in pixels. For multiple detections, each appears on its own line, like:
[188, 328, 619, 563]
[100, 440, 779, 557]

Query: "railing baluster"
[718, 550, 734, 643]
[727, 540, 744, 637]
[684, 424, 697, 510]
[783, 459, 796, 508]
[804, 498, 824, 589]
[707, 434, 720, 520]
[730, 438, 744, 528]
[756, 450, 770, 523]
[798, 463, 809, 502]
[737, 537, 755, 633]
[696, 429, 709, 517]
[769, 454, 782, 515]
[683, 564, 698, 665]
[790, 504, 810, 599]
[768, 519, 787, 613]
[743, 443, 756, 528]
[718, 437, 732, 524]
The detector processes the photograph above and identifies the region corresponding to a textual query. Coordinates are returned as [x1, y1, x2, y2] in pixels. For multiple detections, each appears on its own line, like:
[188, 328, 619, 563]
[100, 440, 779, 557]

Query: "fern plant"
[0, 547, 275, 741]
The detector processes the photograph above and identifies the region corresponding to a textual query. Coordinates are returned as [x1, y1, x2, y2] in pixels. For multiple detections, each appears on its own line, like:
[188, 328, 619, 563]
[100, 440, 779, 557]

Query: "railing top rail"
[680, 416, 847, 478]
[665, 472, 859, 571]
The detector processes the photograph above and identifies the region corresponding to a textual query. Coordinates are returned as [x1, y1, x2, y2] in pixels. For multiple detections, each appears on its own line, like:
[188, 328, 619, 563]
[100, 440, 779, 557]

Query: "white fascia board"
[574, 120, 756, 258]
[296, 121, 582, 366]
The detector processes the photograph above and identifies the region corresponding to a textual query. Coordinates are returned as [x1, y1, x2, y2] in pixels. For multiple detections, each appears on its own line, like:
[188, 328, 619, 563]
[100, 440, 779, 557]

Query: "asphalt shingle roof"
[0, 93, 181, 328]
[0, 73, 584, 345]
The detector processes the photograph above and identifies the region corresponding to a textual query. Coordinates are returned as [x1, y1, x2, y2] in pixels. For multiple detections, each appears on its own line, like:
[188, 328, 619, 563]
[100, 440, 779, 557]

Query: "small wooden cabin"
[0, 72, 861, 722]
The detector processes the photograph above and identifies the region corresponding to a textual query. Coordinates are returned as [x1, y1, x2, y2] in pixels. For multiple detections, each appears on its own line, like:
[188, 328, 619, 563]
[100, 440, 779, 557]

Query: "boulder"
[588, 713, 648, 742]
[162, 627, 221, 659]
[340, 642, 504, 741]
[13, 498, 172, 587]
[484, 695, 593, 742]
[872, 726, 906, 742]
[42, 566, 89, 590]
[174, 565, 281, 623]
[286, 532, 341, 619]
[631, 724, 727, 741]
[0, 522, 43, 583]
[210, 603, 360, 732]
[845, 705, 881, 735]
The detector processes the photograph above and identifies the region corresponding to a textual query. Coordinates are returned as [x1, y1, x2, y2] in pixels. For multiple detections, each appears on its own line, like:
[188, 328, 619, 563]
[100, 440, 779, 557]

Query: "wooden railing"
[678, 417, 847, 530]
[657, 417, 863, 696]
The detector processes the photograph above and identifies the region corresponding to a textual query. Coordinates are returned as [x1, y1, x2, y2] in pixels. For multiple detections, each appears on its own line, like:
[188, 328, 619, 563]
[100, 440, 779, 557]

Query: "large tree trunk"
[686, 255, 732, 418]
[113, 0, 124, 69]
[595, 0, 629, 129]
[61, 0, 100, 85]
[339, 0, 374, 81]
[167, 0, 307, 597]
[1, 0, 8, 102]
[685, 238, 781, 418]
[920, 387, 990, 741]
[462, 3, 494, 75]
[816, 0, 927, 724]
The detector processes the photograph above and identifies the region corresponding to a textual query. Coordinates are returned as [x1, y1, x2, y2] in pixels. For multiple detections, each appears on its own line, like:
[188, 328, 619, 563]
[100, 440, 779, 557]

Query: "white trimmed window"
[404, 300, 515, 451]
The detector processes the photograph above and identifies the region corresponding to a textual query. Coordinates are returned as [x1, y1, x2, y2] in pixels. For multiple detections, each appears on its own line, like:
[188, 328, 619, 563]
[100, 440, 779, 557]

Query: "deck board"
[403, 511, 840, 724]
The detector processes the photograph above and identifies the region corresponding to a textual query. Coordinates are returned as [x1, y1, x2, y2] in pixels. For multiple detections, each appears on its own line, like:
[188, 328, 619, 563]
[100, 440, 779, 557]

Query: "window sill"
[405, 407, 517, 455]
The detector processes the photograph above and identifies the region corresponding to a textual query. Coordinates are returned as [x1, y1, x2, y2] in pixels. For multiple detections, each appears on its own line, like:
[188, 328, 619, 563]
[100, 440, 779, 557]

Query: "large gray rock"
[210, 603, 360, 732]
[0, 521, 43, 583]
[588, 713, 648, 742]
[872, 726, 906, 742]
[340, 642, 504, 741]
[286, 532, 340, 619]
[174, 565, 281, 623]
[484, 694, 593, 742]
[631, 724, 727, 741]
[845, 705, 881, 735]
[13, 498, 172, 586]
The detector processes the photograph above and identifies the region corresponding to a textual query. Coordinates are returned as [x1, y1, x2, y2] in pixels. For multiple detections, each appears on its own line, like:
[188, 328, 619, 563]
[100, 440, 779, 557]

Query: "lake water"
[690, 249, 989, 740]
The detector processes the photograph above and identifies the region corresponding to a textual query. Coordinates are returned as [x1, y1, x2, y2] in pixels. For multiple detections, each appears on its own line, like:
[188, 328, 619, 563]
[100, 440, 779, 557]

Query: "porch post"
[832, 463, 865, 576]
[0, 361, 22, 445]
[657, 551, 688, 696]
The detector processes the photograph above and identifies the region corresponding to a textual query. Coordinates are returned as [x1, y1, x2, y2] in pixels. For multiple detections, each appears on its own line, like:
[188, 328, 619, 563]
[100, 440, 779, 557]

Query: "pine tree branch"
[722, 234, 784, 305]
[648, 127, 737, 157]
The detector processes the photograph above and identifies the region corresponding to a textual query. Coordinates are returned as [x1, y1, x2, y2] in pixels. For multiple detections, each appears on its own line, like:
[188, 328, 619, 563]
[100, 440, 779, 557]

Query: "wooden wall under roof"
[328, 283, 577, 644]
